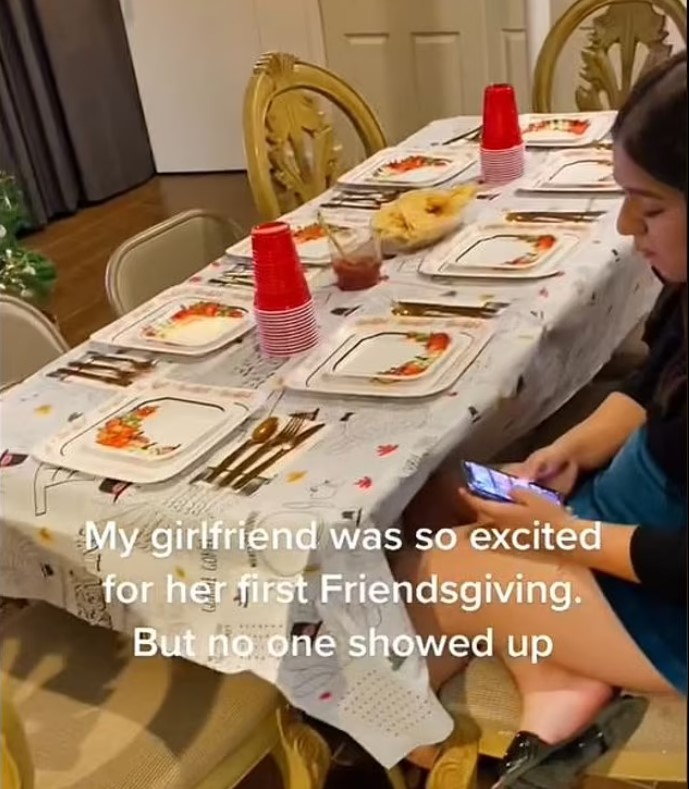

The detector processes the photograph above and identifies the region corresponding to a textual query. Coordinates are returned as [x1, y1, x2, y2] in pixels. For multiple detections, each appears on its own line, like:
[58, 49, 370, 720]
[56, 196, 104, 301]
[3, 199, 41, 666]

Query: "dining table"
[0, 114, 661, 768]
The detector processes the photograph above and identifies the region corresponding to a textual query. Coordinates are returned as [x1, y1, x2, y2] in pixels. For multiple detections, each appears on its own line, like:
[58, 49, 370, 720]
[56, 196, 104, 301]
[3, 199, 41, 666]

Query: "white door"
[119, 0, 324, 172]
[319, 0, 530, 144]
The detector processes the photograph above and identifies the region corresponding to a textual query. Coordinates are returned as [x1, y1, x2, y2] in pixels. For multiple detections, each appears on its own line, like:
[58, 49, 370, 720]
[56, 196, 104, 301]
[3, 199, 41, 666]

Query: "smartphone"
[461, 460, 564, 505]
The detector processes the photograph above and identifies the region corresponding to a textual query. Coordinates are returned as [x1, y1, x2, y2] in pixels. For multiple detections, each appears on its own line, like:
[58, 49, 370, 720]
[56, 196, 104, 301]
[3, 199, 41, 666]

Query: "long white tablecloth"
[0, 117, 659, 766]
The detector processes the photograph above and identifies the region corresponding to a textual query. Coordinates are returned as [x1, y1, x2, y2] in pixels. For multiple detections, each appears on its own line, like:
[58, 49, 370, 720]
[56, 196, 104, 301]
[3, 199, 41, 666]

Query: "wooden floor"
[23, 177, 684, 789]
[27, 173, 259, 347]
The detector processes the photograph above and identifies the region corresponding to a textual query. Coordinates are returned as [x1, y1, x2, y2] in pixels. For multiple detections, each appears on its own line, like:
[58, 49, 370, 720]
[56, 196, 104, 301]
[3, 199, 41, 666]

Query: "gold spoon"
[392, 304, 497, 318]
[205, 416, 279, 483]
[317, 210, 348, 261]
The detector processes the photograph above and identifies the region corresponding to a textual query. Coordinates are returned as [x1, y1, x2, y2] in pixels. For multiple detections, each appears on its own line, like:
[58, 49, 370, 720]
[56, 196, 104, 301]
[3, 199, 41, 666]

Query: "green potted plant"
[0, 173, 57, 315]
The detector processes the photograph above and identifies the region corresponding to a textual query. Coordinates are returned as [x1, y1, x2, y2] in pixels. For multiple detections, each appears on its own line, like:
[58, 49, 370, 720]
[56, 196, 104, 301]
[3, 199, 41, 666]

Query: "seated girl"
[397, 51, 687, 788]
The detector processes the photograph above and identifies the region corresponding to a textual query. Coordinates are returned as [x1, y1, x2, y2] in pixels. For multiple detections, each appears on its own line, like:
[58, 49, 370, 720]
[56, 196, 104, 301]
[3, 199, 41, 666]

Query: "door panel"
[485, 0, 530, 112]
[319, 0, 411, 142]
[320, 0, 529, 143]
[411, 33, 466, 122]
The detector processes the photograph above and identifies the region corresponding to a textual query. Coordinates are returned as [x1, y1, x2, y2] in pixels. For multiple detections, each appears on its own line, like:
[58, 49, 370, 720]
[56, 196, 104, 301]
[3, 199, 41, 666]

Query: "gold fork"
[232, 423, 324, 492]
[392, 302, 501, 319]
[219, 416, 305, 488]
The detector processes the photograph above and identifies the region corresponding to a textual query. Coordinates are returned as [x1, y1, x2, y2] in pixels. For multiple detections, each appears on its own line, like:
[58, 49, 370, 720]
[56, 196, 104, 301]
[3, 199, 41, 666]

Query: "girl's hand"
[459, 487, 570, 536]
[511, 444, 580, 496]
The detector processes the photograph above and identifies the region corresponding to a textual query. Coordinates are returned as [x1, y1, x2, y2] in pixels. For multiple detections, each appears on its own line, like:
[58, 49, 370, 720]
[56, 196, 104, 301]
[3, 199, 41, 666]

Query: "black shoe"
[492, 732, 556, 788]
[500, 694, 649, 789]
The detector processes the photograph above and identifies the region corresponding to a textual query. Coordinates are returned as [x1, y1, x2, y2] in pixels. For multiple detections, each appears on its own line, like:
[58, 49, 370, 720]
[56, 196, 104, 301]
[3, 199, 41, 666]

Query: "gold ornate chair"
[425, 657, 686, 788]
[1, 603, 331, 789]
[532, 0, 685, 380]
[2, 691, 33, 788]
[243, 52, 387, 222]
[532, 0, 687, 112]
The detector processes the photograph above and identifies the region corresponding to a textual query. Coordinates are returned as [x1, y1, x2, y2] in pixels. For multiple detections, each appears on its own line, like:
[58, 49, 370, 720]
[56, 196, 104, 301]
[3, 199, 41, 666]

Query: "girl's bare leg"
[397, 533, 675, 767]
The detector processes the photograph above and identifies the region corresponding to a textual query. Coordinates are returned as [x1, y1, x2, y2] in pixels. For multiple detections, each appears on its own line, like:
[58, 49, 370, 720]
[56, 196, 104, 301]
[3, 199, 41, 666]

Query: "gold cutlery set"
[436, 125, 482, 146]
[207, 272, 255, 289]
[47, 353, 155, 387]
[319, 186, 409, 212]
[504, 210, 605, 224]
[195, 415, 324, 492]
[391, 300, 508, 319]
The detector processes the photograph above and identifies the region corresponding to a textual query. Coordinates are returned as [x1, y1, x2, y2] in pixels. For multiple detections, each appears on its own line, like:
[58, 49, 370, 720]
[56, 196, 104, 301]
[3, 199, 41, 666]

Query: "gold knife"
[232, 424, 325, 491]
[48, 368, 132, 387]
[219, 416, 304, 487]
[505, 210, 604, 223]
[393, 301, 506, 318]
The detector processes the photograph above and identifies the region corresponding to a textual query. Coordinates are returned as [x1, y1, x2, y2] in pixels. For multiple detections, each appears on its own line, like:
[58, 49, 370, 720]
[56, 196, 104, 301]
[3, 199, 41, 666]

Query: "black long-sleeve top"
[617, 287, 687, 606]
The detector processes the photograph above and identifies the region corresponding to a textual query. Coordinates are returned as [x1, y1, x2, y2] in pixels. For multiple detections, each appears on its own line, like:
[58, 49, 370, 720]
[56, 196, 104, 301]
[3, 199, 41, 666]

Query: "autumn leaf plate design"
[90, 285, 255, 356]
[284, 316, 493, 398]
[31, 380, 265, 483]
[419, 223, 583, 280]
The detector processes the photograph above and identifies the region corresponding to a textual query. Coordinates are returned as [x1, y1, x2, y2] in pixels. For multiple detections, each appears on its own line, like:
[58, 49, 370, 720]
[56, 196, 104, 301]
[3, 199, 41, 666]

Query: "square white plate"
[196, 258, 321, 289]
[337, 147, 477, 189]
[328, 329, 463, 382]
[520, 112, 615, 147]
[519, 150, 621, 194]
[225, 215, 367, 265]
[32, 381, 265, 484]
[419, 223, 582, 279]
[91, 285, 255, 356]
[284, 316, 492, 398]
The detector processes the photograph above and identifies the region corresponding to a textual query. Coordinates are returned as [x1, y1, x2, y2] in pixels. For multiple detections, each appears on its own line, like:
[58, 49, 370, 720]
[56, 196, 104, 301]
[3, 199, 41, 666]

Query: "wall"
[256, 0, 326, 65]
[120, 0, 325, 171]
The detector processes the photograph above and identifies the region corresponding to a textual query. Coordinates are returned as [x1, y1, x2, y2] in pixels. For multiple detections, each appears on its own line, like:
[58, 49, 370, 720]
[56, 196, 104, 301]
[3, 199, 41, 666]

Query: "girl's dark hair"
[612, 50, 687, 413]
[612, 50, 687, 197]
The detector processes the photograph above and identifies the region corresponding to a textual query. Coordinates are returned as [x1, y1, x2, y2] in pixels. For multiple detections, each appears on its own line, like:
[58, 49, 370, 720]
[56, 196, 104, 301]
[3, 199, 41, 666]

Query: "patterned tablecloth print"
[0, 116, 660, 767]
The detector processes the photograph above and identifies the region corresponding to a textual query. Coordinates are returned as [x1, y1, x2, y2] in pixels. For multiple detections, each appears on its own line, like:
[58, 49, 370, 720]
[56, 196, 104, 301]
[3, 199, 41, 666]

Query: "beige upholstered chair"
[105, 210, 243, 316]
[1, 603, 331, 789]
[532, 0, 687, 112]
[243, 52, 387, 222]
[424, 658, 686, 788]
[0, 295, 69, 391]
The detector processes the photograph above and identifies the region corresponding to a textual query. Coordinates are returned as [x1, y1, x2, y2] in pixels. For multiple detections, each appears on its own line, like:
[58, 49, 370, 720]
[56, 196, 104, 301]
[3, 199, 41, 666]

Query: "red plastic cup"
[253, 295, 319, 357]
[481, 84, 522, 151]
[480, 143, 525, 184]
[256, 321, 318, 338]
[257, 327, 317, 339]
[251, 221, 298, 260]
[252, 222, 311, 311]
[256, 324, 319, 357]
[254, 303, 317, 326]
[256, 318, 317, 333]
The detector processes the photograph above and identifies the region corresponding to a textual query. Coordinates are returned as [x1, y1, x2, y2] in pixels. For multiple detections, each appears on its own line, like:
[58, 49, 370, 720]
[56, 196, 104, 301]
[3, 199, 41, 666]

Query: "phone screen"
[462, 461, 563, 505]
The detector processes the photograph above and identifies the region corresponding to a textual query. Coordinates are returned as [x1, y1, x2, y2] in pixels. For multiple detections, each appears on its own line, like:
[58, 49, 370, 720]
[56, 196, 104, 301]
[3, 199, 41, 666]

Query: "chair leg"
[426, 717, 480, 789]
[272, 705, 331, 789]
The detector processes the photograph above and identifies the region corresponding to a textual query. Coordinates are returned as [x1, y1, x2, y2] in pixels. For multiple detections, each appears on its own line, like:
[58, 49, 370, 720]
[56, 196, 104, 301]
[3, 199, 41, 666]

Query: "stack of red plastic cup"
[251, 222, 319, 357]
[480, 84, 525, 185]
